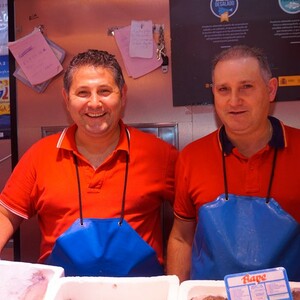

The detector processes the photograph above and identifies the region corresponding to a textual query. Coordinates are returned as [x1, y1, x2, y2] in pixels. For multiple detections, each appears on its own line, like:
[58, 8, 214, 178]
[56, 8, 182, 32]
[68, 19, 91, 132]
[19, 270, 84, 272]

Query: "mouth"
[86, 112, 106, 118]
[229, 110, 246, 115]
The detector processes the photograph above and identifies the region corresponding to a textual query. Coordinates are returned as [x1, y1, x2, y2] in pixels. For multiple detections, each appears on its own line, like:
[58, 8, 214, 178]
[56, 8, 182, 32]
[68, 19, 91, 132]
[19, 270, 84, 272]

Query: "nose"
[88, 92, 103, 107]
[229, 89, 242, 106]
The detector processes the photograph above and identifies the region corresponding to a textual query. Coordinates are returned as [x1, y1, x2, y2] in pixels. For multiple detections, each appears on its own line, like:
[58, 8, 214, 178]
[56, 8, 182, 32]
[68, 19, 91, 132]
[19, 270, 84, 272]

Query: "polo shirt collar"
[56, 120, 129, 155]
[218, 116, 286, 155]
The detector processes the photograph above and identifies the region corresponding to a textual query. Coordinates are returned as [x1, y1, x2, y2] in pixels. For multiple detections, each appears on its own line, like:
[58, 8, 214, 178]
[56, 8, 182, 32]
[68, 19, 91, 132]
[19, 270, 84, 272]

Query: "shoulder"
[269, 116, 300, 149]
[8, 132, 63, 179]
[21, 132, 63, 161]
[32, 132, 62, 149]
[283, 123, 300, 136]
[280, 121, 300, 148]
[181, 130, 219, 157]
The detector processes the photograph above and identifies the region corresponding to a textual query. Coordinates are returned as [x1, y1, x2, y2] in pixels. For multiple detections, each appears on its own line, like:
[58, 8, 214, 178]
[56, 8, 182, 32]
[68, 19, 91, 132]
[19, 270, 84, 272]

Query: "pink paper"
[114, 25, 162, 79]
[129, 20, 153, 58]
[8, 29, 63, 85]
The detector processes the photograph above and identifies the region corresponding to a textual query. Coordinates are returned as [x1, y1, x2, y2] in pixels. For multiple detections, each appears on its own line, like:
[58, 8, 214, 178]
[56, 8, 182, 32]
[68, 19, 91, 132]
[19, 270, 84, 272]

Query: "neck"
[75, 128, 120, 169]
[227, 120, 273, 158]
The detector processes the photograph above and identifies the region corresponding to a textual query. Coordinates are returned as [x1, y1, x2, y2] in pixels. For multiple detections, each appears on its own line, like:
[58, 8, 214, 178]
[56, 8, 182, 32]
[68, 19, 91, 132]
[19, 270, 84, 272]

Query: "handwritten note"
[129, 20, 153, 58]
[13, 38, 66, 93]
[8, 29, 63, 85]
[114, 25, 162, 79]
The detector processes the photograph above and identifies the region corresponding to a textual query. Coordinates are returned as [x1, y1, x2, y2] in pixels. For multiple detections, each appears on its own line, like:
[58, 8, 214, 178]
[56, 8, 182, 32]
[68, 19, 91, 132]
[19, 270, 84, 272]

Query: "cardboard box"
[178, 280, 227, 300]
[0, 260, 64, 300]
[44, 275, 179, 300]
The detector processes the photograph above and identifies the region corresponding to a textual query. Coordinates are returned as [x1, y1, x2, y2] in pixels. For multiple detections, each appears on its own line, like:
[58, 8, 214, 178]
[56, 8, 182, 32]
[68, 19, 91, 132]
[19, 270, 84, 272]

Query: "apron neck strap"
[222, 148, 229, 200]
[119, 128, 130, 225]
[73, 128, 130, 225]
[222, 147, 278, 203]
[73, 155, 84, 225]
[266, 148, 278, 203]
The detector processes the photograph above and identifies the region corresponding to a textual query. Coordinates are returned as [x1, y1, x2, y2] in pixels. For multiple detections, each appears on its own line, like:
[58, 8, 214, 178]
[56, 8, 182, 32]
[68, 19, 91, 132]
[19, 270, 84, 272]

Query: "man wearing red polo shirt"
[167, 45, 300, 282]
[0, 50, 178, 276]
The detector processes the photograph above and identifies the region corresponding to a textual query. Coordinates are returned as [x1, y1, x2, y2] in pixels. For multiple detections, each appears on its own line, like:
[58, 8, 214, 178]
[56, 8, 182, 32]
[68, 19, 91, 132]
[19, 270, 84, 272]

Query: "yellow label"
[0, 102, 10, 115]
[0, 79, 9, 102]
[278, 76, 300, 87]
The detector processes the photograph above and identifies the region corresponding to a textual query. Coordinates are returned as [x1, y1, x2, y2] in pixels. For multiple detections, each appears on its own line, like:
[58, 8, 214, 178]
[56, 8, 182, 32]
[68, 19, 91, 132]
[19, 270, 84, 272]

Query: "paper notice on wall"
[8, 29, 63, 85]
[114, 25, 162, 79]
[129, 20, 153, 58]
[13, 38, 66, 93]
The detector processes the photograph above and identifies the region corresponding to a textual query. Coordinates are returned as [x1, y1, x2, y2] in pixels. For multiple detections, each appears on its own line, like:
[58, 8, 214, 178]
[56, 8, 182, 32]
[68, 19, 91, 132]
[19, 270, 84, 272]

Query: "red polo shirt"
[174, 116, 300, 223]
[0, 121, 178, 263]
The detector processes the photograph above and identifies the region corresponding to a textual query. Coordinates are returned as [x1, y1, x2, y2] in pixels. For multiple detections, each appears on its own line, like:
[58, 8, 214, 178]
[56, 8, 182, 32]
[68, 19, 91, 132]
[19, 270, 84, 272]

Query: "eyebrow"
[214, 79, 255, 86]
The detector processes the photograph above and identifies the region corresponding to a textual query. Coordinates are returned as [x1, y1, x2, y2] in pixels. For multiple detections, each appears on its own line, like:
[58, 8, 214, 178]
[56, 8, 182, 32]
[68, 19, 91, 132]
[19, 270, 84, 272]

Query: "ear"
[121, 84, 128, 108]
[62, 88, 70, 109]
[268, 77, 278, 103]
[211, 83, 216, 96]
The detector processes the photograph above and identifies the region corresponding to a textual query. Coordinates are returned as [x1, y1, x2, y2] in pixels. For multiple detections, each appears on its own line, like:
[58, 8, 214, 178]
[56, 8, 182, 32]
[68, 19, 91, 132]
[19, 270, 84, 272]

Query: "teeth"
[87, 112, 105, 117]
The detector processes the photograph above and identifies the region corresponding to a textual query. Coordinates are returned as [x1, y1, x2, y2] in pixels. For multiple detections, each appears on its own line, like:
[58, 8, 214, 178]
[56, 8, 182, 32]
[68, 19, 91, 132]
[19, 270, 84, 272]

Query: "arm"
[166, 217, 196, 282]
[0, 205, 23, 253]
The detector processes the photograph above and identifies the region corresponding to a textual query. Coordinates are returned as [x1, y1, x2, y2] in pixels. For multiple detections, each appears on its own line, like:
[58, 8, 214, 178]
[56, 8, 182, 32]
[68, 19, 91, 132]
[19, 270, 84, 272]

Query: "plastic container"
[44, 275, 179, 300]
[178, 280, 227, 300]
[178, 280, 300, 300]
[0, 259, 64, 300]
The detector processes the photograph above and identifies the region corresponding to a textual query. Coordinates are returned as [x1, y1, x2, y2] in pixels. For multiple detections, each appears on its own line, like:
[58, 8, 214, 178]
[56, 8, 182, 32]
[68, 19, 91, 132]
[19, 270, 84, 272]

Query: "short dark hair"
[63, 49, 125, 94]
[212, 45, 272, 83]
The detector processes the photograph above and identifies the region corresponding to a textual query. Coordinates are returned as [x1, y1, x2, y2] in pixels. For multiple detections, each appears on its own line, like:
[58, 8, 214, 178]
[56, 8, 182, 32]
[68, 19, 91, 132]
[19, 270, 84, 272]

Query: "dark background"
[170, 0, 300, 106]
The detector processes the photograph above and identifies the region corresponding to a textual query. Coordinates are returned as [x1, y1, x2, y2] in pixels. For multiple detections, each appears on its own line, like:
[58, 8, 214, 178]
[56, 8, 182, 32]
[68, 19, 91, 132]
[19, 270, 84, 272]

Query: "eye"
[241, 84, 253, 89]
[216, 86, 229, 94]
[219, 87, 227, 92]
[98, 87, 114, 97]
[99, 89, 111, 96]
[76, 90, 90, 97]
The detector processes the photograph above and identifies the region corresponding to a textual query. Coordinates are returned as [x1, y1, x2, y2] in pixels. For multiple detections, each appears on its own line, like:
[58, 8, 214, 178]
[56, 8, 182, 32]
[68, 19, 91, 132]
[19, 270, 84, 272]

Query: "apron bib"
[191, 194, 300, 281]
[46, 218, 163, 276]
[191, 146, 300, 281]
[46, 129, 163, 276]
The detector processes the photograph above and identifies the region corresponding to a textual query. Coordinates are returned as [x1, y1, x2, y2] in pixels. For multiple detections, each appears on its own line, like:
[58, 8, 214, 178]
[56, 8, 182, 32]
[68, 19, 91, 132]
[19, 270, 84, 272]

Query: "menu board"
[170, 0, 300, 106]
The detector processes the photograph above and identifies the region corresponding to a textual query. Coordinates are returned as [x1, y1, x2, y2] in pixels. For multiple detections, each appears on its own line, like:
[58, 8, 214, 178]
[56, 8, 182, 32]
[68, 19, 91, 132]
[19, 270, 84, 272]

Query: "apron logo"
[210, 0, 239, 22]
[241, 273, 267, 284]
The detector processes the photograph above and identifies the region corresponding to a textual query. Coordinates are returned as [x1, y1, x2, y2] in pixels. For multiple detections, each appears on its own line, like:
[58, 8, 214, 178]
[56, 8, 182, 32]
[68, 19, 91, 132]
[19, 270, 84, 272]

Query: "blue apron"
[46, 131, 163, 277]
[191, 148, 300, 281]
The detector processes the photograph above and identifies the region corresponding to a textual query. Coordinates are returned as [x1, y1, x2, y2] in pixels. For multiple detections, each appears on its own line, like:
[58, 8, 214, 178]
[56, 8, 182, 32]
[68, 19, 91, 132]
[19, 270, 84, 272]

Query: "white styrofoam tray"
[0, 259, 64, 300]
[178, 280, 227, 300]
[44, 275, 179, 300]
[178, 280, 300, 300]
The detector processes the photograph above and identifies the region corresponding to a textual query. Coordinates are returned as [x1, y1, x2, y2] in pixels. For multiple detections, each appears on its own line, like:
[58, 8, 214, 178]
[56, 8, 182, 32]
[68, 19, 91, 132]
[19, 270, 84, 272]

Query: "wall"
[11, 0, 300, 157]
[1, 0, 300, 261]
[12, 0, 184, 157]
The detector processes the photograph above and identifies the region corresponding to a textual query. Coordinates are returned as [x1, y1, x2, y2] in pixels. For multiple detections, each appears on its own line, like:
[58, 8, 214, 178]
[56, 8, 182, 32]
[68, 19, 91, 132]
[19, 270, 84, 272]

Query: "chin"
[83, 126, 107, 136]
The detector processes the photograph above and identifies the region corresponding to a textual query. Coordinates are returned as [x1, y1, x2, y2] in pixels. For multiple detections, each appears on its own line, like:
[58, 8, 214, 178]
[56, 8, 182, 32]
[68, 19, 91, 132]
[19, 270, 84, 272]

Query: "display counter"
[1, 260, 299, 300]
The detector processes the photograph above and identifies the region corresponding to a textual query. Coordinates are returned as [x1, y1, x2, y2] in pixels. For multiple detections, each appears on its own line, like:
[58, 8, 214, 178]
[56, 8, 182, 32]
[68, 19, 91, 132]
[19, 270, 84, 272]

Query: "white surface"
[0, 260, 64, 300]
[178, 280, 227, 300]
[44, 275, 179, 300]
[178, 280, 300, 300]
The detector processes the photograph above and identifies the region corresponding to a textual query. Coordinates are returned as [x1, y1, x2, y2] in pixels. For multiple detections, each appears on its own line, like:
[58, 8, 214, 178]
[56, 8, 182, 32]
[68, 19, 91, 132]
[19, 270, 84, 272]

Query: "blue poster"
[0, 0, 9, 139]
[0, 55, 10, 139]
